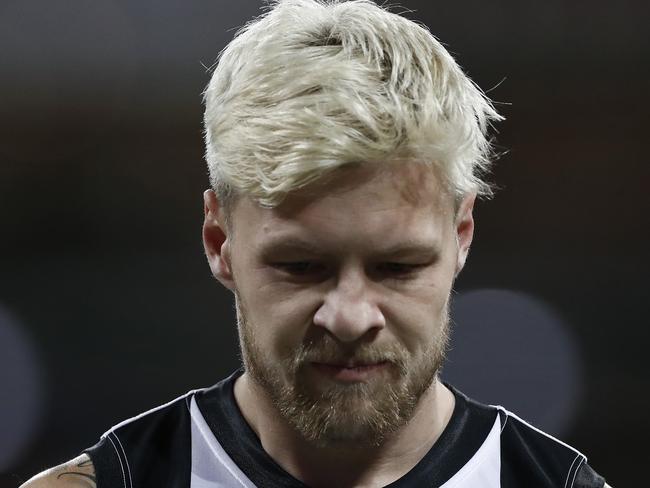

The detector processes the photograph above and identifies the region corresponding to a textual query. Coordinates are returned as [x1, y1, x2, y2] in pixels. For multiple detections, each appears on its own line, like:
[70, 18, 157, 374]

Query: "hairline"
[216, 174, 467, 235]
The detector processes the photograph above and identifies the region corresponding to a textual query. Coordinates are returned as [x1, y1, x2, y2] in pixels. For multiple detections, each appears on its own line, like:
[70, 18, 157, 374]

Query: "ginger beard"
[235, 292, 451, 447]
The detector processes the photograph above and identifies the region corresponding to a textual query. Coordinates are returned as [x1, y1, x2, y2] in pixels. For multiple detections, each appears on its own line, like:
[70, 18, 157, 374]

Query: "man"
[23, 0, 610, 487]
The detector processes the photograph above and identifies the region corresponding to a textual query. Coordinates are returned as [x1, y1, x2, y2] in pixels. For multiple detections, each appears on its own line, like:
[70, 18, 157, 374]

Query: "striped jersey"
[85, 370, 606, 487]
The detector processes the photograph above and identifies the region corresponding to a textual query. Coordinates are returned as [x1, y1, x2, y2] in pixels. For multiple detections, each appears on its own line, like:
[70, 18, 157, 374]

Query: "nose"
[312, 266, 386, 342]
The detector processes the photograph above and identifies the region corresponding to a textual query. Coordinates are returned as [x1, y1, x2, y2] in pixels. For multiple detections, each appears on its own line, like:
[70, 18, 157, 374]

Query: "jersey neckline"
[194, 369, 497, 487]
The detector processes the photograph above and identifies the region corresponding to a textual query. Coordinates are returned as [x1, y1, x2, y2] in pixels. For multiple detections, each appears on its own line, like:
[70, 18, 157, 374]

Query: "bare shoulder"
[20, 454, 96, 488]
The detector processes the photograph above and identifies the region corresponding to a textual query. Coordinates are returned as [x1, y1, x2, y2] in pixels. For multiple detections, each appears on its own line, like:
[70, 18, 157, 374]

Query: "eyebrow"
[374, 241, 441, 260]
[258, 237, 327, 257]
[258, 236, 441, 260]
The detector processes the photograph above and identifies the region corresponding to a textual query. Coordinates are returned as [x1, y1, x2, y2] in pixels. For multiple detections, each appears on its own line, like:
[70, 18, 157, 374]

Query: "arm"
[20, 454, 96, 488]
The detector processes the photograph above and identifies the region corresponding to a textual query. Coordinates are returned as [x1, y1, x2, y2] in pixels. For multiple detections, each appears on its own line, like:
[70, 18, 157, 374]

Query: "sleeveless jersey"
[84, 370, 606, 487]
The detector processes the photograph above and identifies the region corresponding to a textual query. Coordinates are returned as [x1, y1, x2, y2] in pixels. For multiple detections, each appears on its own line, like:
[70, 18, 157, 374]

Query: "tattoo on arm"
[55, 457, 96, 488]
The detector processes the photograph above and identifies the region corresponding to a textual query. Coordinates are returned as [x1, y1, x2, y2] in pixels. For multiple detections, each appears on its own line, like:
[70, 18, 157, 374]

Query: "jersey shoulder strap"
[495, 407, 604, 488]
[84, 390, 196, 488]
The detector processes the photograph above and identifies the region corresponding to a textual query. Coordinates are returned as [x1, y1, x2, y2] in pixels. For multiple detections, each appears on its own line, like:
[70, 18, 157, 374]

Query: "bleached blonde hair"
[203, 0, 502, 209]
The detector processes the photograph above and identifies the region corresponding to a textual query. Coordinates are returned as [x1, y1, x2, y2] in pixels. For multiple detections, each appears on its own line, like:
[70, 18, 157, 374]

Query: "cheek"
[386, 298, 446, 352]
[384, 273, 454, 352]
[239, 279, 321, 357]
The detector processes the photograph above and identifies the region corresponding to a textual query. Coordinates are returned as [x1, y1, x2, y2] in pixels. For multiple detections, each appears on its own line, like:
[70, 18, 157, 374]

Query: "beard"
[235, 292, 450, 448]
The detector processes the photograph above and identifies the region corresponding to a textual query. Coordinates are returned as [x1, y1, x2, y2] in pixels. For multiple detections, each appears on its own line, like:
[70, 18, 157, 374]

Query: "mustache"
[293, 337, 409, 372]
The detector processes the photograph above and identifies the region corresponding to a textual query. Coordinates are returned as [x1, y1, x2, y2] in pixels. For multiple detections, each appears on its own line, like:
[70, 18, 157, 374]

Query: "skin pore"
[203, 161, 476, 487]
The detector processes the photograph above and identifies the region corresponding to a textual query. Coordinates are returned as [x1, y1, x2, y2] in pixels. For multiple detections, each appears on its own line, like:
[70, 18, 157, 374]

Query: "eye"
[273, 262, 326, 276]
[377, 262, 424, 276]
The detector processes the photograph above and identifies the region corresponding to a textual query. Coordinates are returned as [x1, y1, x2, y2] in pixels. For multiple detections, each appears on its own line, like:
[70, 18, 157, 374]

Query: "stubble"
[235, 292, 450, 447]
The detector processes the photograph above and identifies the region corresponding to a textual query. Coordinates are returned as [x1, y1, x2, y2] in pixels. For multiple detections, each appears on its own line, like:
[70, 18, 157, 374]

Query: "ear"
[455, 193, 476, 275]
[202, 189, 235, 291]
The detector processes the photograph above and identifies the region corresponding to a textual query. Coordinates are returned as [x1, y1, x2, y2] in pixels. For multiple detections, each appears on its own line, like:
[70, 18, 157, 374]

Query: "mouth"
[310, 360, 390, 382]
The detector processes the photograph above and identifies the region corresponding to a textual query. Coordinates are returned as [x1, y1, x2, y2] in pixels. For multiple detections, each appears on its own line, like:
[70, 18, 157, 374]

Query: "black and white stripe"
[85, 371, 605, 487]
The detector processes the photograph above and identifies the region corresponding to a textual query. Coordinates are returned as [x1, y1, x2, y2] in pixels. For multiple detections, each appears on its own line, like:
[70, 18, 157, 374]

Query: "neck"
[234, 373, 455, 488]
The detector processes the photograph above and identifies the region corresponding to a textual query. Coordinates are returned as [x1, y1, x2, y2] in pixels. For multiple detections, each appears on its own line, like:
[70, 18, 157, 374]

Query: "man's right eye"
[273, 262, 325, 275]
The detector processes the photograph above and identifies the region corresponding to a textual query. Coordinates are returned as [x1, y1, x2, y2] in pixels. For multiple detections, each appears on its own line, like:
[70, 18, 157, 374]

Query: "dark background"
[1, 0, 648, 486]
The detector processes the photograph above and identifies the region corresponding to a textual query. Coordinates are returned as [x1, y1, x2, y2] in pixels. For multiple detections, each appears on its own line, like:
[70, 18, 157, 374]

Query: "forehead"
[231, 162, 455, 249]
[290, 161, 448, 208]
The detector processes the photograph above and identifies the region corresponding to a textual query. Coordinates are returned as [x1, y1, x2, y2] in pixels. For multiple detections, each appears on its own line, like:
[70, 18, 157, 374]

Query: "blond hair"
[203, 0, 502, 208]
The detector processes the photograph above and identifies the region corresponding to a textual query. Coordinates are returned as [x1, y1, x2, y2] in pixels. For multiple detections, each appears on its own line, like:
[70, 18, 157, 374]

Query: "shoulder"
[83, 389, 200, 488]
[20, 454, 96, 488]
[103, 388, 196, 439]
[496, 407, 607, 488]
[448, 386, 607, 488]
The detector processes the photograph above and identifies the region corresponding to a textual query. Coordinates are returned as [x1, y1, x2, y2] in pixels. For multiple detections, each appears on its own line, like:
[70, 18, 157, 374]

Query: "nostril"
[312, 294, 385, 343]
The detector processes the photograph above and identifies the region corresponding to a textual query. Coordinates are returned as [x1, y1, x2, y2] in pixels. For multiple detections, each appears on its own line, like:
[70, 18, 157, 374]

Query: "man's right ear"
[202, 189, 235, 291]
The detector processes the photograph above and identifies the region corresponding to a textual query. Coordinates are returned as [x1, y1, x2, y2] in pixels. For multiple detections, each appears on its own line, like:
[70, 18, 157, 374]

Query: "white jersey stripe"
[439, 415, 501, 488]
[189, 396, 257, 488]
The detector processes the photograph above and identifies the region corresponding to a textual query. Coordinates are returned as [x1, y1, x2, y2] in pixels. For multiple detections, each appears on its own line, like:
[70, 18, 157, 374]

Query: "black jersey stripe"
[84, 371, 606, 488]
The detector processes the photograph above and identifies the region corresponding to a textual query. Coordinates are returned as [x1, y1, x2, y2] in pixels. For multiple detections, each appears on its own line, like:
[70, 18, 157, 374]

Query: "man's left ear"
[455, 193, 476, 275]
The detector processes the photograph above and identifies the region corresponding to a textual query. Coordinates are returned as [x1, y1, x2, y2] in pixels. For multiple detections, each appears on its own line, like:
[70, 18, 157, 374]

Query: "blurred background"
[1, 0, 648, 486]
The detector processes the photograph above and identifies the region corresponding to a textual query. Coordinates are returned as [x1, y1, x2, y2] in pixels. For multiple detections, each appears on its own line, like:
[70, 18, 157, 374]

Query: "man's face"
[205, 162, 474, 447]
